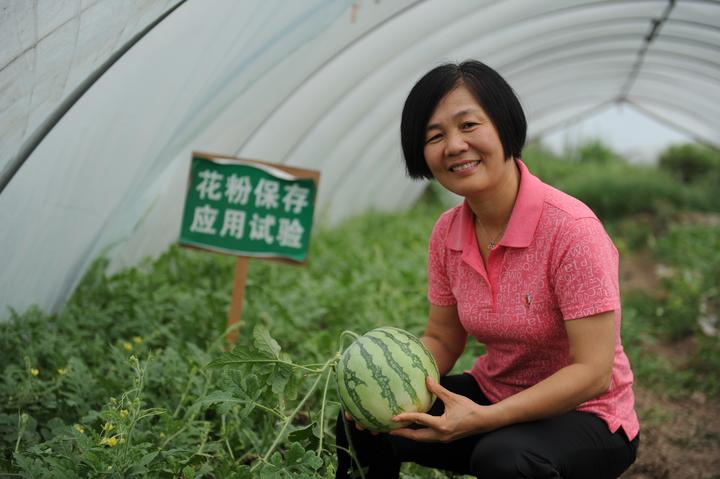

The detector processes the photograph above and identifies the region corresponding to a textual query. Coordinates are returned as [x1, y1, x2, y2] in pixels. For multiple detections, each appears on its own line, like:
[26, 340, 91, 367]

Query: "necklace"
[475, 217, 506, 251]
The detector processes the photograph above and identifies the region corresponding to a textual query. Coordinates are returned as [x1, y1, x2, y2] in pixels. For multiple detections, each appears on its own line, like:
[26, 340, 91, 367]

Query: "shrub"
[524, 141, 716, 220]
[652, 224, 720, 338]
[573, 139, 624, 165]
[521, 142, 584, 185]
[555, 163, 690, 220]
[658, 143, 720, 184]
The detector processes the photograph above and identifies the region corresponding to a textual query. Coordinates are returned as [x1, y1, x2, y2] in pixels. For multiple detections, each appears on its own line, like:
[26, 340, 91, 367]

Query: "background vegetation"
[1, 141, 718, 478]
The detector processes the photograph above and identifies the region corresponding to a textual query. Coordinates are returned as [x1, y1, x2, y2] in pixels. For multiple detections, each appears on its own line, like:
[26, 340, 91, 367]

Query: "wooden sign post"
[226, 256, 249, 344]
[179, 152, 320, 344]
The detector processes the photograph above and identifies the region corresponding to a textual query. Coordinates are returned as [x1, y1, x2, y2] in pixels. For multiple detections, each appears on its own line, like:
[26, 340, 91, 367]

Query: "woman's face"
[423, 84, 512, 199]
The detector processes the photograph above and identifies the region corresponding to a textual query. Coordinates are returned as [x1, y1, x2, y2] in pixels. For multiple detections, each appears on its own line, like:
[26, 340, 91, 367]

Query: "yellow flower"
[132, 336, 143, 344]
[74, 424, 85, 434]
[120, 409, 129, 418]
[103, 422, 114, 432]
[30, 368, 39, 377]
[122, 341, 133, 352]
[57, 368, 67, 376]
[100, 435, 119, 447]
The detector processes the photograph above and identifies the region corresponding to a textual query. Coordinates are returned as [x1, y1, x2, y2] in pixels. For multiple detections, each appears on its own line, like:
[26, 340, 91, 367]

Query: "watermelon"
[335, 326, 440, 432]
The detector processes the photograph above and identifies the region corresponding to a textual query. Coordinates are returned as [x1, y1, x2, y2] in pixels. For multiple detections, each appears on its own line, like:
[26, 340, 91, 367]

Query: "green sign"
[179, 155, 318, 262]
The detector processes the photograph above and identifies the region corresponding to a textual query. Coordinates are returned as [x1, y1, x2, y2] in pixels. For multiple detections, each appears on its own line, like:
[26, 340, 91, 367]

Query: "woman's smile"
[448, 160, 481, 174]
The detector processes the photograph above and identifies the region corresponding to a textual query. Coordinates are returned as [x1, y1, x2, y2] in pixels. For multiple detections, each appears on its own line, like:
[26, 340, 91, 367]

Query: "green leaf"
[253, 326, 282, 359]
[285, 441, 306, 464]
[258, 463, 282, 479]
[283, 371, 302, 401]
[195, 390, 241, 407]
[287, 423, 319, 451]
[271, 366, 292, 395]
[302, 450, 323, 470]
[232, 465, 254, 479]
[135, 451, 159, 468]
[205, 349, 254, 369]
[46, 417, 66, 436]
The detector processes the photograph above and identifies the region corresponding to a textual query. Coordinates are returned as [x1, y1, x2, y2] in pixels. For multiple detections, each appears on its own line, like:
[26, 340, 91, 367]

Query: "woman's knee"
[469, 433, 559, 478]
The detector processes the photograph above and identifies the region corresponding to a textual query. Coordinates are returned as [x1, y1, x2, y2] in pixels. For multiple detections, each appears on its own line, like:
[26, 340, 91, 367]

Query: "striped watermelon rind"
[336, 326, 440, 432]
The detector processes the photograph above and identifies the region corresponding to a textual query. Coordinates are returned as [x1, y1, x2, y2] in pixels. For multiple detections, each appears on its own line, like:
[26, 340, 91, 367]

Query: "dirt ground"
[621, 385, 720, 479]
[619, 249, 720, 479]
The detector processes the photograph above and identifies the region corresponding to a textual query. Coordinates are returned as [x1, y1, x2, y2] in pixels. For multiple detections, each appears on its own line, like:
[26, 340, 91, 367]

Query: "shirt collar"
[446, 159, 545, 251]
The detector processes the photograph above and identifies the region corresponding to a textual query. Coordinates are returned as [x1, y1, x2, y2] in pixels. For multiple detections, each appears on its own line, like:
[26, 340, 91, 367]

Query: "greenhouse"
[1, 1, 719, 477]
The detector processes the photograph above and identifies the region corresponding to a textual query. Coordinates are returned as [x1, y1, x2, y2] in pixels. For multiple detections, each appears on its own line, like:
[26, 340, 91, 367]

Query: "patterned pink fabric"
[427, 160, 639, 440]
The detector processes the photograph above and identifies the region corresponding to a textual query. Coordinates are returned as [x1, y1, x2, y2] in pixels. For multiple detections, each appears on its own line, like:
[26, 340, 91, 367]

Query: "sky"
[541, 104, 693, 164]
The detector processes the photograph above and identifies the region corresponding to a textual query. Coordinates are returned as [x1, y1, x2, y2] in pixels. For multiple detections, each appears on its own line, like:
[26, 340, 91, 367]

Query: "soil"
[618, 249, 720, 479]
[621, 385, 720, 479]
[619, 249, 663, 296]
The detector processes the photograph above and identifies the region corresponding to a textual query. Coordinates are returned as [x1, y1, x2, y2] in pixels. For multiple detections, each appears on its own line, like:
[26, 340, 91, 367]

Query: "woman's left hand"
[389, 377, 497, 442]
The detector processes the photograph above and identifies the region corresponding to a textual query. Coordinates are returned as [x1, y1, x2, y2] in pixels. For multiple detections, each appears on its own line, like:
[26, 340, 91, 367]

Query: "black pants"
[335, 373, 639, 479]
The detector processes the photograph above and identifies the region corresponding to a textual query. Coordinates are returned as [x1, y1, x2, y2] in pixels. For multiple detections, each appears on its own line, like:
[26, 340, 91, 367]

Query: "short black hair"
[400, 60, 527, 179]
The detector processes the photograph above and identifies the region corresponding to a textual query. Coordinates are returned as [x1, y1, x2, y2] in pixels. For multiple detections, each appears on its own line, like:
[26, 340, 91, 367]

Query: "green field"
[2, 142, 718, 478]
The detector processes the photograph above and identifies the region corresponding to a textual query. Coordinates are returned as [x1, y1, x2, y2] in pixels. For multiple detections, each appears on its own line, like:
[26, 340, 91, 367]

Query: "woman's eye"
[426, 134, 442, 144]
[461, 122, 477, 130]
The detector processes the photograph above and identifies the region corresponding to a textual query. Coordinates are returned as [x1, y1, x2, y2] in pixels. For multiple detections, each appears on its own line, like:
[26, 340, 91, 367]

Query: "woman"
[335, 60, 639, 478]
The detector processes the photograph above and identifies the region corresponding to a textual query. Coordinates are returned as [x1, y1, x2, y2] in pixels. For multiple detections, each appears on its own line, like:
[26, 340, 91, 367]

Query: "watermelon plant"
[206, 325, 439, 475]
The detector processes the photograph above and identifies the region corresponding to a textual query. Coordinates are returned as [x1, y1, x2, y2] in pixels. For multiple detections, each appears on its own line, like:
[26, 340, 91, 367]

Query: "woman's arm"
[421, 304, 468, 376]
[391, 310, 616, 442]
[489, 310, 615, 426]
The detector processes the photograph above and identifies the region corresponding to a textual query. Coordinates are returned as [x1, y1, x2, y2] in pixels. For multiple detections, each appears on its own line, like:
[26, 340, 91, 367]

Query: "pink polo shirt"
[427, 160, 639, 440]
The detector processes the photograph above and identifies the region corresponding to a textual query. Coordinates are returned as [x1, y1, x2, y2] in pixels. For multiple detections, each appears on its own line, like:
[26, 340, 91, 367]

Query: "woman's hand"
[389, 377, 499, 442]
